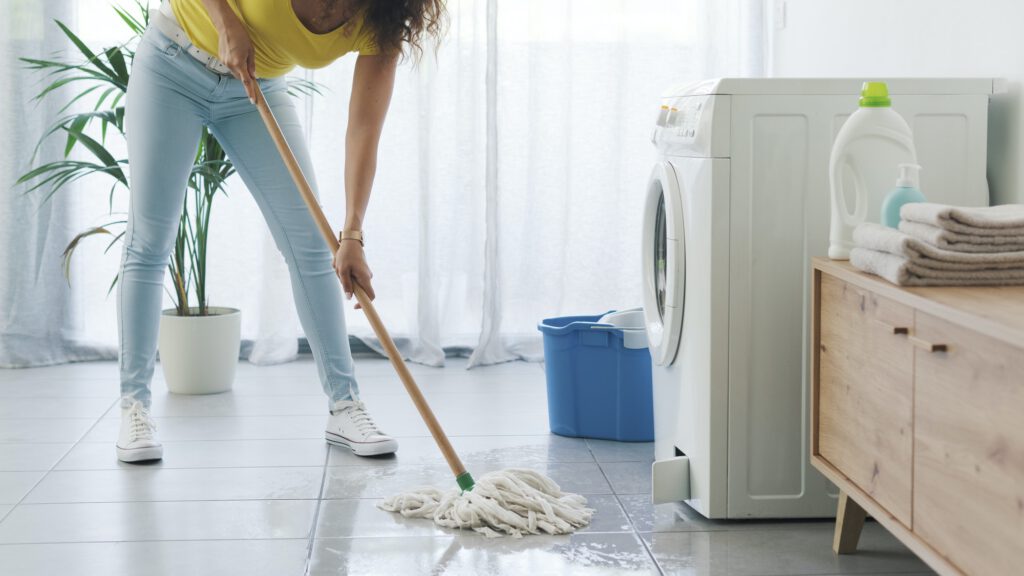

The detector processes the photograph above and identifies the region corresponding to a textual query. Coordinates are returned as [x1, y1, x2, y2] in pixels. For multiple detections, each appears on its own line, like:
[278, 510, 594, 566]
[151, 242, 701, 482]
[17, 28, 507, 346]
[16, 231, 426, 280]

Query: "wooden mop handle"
[252, 85, 470, 482]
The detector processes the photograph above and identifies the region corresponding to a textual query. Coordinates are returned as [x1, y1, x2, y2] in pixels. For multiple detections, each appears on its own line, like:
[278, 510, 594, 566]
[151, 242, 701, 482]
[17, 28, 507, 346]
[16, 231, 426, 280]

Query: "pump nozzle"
[897, 163, 921, 188]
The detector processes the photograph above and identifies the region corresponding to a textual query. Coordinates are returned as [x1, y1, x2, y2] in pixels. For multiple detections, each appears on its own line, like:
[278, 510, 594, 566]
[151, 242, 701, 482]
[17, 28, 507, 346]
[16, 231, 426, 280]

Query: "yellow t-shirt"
[169, 0, 379, 78]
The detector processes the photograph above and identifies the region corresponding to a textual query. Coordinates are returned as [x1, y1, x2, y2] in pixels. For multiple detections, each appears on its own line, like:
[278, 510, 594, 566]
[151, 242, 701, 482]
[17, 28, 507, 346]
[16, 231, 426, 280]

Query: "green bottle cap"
[859, 81, 892, 107]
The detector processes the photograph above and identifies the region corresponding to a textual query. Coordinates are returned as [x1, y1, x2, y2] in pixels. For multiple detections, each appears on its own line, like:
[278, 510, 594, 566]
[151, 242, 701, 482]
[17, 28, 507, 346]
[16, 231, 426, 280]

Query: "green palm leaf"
[105, 46, 129, 85]
[54, 20, 119, 83]
[16, 2, 323, 314]
[61, 225, 114, 284]
[59, 124, 127, 186]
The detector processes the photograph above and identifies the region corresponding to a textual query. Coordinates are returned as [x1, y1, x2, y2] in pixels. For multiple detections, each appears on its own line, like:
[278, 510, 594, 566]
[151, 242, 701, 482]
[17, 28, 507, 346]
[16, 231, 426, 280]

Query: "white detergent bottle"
[828, 81, 918, 260]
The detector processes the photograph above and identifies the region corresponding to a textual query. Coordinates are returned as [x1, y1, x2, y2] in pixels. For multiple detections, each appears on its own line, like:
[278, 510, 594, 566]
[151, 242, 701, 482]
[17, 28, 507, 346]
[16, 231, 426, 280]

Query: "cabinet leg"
[833, 491, 867, 554]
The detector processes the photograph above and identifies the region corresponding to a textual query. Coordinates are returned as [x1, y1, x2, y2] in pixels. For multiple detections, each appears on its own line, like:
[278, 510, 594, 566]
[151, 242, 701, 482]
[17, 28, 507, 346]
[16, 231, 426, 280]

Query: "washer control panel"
[655, 97, 704, 138]
[651, 94, 727, 158]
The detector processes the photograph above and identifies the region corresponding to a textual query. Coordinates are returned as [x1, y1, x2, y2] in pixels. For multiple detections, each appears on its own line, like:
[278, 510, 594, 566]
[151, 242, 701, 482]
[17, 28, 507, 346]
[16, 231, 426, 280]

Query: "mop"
[253, 85, 594, 537]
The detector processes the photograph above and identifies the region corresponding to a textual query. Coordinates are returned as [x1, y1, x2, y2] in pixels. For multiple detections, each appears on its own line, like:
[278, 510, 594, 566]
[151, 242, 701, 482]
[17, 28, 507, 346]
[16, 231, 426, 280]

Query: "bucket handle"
[589, 325, 646, 332]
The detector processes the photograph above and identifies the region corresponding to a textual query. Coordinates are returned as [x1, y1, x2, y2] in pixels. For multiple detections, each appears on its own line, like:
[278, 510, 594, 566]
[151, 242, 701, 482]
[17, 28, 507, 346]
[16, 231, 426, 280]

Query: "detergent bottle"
[828, 81, 918, 259]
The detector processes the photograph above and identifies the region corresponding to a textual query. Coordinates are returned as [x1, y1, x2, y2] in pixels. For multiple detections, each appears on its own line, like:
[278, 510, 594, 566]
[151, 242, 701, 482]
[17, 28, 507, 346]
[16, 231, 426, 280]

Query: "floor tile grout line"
[70, 414, 551, 420]
[585, 438, 665, 576]
[7, 492, 636, 507]
[37, 465, 329, 472]
[47, 398, 121, 471]
[265, 531, 655, 541]
[612, 492, 665, 576]
[0, 441, 97, 444]
[303, 445, 331, 575]
[34, 464, 330, 473]
[0, 439, 603, 448]
[0, 531, 671, 544]
[0, 397, 119, 525]
[35, 434, 571, 443]
[10, 460, 614, 470]
[62, 434, 593, 442]
[30, 459, 609, 473]
[0, 417, 111, 421]
[0, 537, 313, 546]
[11, 497, 327, 506]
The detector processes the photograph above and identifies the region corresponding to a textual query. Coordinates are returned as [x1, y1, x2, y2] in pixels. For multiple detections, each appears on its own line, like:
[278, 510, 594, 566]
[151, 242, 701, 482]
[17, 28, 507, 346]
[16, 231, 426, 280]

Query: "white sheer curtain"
[470, 0, 765, 365]
[1, 0, 763, 369]
[0, 1, 105, 367]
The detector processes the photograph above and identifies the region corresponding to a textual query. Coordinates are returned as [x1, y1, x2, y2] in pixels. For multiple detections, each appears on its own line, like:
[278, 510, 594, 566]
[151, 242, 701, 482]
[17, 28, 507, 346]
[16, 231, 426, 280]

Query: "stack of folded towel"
[850, 203, 1024, 286]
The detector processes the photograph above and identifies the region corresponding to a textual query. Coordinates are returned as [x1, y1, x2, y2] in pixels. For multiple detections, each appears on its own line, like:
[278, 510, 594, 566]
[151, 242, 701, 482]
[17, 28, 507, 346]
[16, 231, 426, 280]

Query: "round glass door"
[654, 194, 668, 320]
[642, 162, 685, 366]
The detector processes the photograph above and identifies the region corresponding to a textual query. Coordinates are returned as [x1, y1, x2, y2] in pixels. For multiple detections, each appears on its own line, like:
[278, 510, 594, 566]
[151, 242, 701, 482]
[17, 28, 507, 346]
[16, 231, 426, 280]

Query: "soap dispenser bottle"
[881, 163, 926, 228]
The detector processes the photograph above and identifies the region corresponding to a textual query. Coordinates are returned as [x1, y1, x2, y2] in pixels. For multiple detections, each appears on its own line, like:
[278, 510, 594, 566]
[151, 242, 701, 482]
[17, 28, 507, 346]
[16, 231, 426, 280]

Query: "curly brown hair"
[358, 0, 448, 61]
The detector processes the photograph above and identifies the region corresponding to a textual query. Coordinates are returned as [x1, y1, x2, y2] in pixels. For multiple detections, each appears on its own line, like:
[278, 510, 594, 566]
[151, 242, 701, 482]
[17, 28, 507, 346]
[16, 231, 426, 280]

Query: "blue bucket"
[537, 310, 654, 442]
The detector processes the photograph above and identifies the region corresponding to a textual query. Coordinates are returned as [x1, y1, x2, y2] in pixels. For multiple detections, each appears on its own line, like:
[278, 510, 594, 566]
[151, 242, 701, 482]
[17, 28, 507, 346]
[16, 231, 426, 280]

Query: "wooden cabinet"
[818, 274, 914, 527]
[811, 258, 1024, 576]
[913, 312, 1024, 576]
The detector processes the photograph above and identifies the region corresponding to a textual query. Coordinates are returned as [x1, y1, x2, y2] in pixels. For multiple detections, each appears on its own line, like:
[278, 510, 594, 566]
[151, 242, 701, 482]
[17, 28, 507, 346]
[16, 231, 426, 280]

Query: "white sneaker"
[116, 401, 163, 463]
[325, 400, 398, 456]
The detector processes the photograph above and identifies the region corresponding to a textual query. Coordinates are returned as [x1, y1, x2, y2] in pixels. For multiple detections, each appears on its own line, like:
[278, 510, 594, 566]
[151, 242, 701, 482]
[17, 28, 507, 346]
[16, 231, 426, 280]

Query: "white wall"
[769, 0, 1023, 204]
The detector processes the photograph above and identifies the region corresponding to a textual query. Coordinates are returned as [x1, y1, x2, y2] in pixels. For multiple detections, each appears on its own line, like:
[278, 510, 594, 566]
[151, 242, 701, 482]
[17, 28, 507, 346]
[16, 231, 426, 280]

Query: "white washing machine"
[644, 78, 997, 519]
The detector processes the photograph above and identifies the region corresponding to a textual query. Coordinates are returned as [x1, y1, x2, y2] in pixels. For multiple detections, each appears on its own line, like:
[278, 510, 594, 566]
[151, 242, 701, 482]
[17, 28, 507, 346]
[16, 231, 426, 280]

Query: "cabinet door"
[914, 312, 1024, 576]
[817, 274, 914, 527]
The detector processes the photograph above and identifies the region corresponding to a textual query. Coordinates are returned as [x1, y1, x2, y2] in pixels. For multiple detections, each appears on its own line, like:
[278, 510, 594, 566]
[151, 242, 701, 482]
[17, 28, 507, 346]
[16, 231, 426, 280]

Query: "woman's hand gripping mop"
[252, 85, 593, 537]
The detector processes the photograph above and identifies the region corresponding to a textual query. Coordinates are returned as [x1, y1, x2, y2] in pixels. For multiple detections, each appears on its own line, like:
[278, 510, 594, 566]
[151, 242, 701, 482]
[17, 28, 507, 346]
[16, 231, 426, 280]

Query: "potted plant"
[16, 2, 318, 394]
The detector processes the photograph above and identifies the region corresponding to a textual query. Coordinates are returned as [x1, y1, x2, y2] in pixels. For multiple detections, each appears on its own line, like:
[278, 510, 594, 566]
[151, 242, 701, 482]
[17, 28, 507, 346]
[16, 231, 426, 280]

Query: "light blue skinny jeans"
[118, 24, 359, 409]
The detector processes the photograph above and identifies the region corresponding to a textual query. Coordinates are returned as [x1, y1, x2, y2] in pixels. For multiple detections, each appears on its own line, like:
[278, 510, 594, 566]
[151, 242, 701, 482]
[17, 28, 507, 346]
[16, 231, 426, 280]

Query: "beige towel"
[898, 220, 1024, 253]
[853, 223, 1024, 271]
[850, 248, 1024, 286]
[900, 202, 1024, 236]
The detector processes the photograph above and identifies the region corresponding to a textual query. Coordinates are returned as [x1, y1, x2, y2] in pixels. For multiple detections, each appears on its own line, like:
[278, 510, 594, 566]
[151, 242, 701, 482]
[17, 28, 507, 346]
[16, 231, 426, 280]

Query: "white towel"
[900, 203, 1024, 236]
[850, 248, 1024, 287]
[853, 223, 1024, 271]
[898, 220, 1024, 253]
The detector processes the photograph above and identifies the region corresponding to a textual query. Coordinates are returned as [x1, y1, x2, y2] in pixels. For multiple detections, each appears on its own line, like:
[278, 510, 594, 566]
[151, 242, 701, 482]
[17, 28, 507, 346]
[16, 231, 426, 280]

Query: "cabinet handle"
[908, 335, 948, 353]
[871, 318, 909, 335]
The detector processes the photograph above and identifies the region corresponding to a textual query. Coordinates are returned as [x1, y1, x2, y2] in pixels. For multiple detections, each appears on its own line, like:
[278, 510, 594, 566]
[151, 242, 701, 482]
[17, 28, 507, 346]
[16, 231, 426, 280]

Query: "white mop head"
[378, 468, 594, 538]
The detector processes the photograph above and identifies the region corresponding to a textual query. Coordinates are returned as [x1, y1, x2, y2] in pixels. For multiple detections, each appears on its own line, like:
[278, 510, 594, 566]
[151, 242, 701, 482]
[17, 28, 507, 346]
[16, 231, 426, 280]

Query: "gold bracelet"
[338, 230, 364, 247]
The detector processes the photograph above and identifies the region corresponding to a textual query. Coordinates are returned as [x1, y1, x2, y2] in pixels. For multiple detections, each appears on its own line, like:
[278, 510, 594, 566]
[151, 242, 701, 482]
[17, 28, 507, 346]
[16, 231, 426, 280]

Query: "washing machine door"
[643, 161, 685, 366]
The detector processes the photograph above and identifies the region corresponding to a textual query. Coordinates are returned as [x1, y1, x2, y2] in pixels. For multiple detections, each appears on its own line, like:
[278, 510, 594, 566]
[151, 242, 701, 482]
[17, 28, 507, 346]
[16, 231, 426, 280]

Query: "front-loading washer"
[644, 153, 731, 518]
[645, 78, 997, 518]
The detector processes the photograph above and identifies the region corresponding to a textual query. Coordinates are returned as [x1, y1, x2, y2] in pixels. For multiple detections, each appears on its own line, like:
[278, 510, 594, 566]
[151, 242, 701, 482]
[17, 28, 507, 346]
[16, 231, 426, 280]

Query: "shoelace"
[128, 403, 156, 442]
[342, 401, 381, 436]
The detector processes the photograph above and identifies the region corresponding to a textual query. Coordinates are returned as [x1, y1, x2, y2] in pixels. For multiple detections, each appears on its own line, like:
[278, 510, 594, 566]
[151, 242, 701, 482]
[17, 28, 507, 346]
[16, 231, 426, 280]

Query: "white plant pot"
[158, 307, 241, 395]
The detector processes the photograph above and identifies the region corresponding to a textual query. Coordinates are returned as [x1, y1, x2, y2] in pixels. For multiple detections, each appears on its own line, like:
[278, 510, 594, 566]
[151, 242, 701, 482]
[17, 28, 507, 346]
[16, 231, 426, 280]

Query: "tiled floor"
[0, 357, 936, 575]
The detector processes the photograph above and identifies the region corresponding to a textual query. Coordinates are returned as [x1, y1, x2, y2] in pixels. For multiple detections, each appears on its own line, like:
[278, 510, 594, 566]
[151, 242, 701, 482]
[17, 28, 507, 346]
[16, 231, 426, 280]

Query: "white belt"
[153, 1, 233, 76]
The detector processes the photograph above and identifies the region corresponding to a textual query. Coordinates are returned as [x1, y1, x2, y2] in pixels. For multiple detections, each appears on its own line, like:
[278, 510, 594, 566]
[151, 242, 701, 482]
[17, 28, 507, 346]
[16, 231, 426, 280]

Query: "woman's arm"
[199, 0, 258, 102]
[334, 53, 398, 306]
